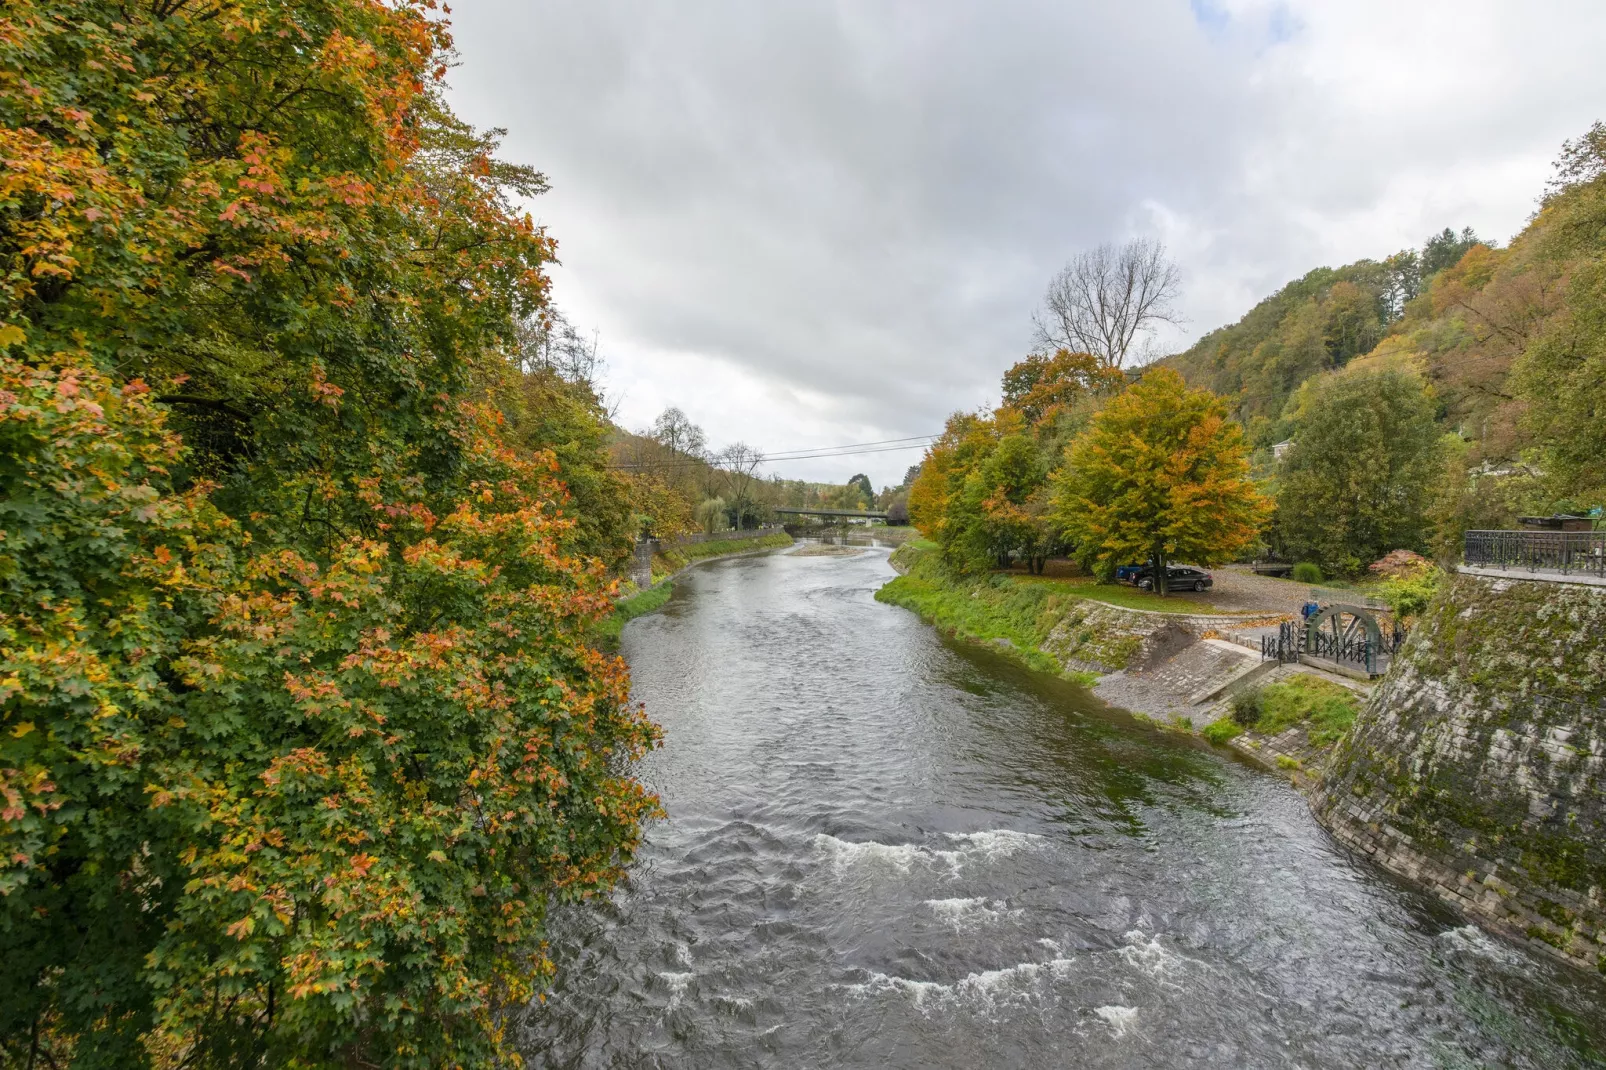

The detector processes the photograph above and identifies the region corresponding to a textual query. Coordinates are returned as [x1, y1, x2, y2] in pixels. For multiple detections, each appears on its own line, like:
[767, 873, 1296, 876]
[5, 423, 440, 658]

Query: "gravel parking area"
[1198, 566, 1315, 617]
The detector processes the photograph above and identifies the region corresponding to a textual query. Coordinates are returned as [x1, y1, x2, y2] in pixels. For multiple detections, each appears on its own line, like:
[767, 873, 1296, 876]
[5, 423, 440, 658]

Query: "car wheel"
[1138, 579, 1152, 590]
[1194, 581, 1204, 592]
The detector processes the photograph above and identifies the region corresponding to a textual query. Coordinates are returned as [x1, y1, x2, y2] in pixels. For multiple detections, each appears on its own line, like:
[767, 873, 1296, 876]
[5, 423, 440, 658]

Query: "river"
[522, 544, 1606, 1068]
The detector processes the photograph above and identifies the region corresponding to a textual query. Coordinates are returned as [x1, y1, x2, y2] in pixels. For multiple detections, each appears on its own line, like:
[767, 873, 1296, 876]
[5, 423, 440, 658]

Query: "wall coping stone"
[1457, 564, 1606, 588]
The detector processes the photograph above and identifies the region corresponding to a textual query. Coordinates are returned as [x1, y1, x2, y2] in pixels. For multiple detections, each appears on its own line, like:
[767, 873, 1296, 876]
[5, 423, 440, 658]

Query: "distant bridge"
[772, 507, 888, 521]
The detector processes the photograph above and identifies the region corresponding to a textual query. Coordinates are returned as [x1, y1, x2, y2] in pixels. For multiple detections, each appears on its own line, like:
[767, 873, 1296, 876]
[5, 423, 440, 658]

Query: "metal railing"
[1463, 530, 1606, 577]
[1261, 618, 1409, 678]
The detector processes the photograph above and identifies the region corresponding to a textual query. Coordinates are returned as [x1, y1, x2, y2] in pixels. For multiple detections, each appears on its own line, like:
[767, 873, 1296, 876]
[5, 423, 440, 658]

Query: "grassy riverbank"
[878, 542, 1368, 768]
[652, 531, 794, 582]
[599, 531, 796, 649]
[876, 542, 1145, 683]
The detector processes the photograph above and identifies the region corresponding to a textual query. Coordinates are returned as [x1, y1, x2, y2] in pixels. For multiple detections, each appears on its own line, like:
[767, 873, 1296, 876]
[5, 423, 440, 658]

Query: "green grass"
[876, 572, 1068, 675]
[1202, 717, 1244, 744]
[654, 531, 793, 579]
[1233, 674, 1362, 746]
[875, 561, 1096, 684]
[594, 580, 676, 649]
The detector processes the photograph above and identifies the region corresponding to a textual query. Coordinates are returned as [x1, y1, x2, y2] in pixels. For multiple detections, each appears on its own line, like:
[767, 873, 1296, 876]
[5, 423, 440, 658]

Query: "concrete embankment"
[1313, 569, 1606, 971]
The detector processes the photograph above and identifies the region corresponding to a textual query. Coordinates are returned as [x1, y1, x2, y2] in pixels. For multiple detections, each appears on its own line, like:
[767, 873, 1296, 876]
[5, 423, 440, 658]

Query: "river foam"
[1094, 1005, 1139, 1037]
[812, 829, 1044, 879]
[922, 896, 1022, 931]
[844, 955, 1079, 1012]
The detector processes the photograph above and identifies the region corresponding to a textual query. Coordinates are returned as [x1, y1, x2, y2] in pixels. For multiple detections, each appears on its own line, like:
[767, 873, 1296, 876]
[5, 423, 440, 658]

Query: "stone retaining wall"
[1312, 571, 1606, 971]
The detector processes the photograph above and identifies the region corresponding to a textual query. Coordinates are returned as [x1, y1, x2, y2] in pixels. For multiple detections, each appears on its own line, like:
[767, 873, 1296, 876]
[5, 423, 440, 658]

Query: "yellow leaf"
[428, 850, 447, 863]
[0, 324, 24, 349]
[10, 721, 34, 738]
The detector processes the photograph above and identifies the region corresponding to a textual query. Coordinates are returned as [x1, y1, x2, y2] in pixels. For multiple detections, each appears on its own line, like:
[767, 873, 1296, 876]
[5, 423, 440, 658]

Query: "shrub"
[1291, 562, 1324, 583]
[1202, 717, 1244, 744]
[1230, 686, 1265, 726]
[1377, 566, 1443, 621]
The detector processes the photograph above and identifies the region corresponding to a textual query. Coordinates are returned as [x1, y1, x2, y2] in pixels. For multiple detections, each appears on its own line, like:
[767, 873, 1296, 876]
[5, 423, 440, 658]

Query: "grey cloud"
[445, 1, 1606, 484]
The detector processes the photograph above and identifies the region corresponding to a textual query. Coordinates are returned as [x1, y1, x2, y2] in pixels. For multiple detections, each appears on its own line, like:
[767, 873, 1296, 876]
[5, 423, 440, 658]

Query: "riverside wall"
[1313, 570, 1606, 971]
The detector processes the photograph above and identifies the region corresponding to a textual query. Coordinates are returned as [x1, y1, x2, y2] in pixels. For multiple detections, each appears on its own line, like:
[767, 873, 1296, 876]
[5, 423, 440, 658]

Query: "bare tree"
[650, 406, 707, 460]
[1033, 239, 1181, 370]
[515, 308, 605, 389]
[717, 442, 765, 528]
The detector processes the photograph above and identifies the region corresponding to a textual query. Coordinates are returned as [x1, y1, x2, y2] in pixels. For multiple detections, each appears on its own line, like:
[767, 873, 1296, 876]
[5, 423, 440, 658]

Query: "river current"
[522, 545, 1606, 1068]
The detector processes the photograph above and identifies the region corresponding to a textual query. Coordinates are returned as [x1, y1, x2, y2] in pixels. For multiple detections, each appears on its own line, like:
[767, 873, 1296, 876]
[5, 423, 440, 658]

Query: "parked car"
[1114, 564, 1147, 584]
[1135, 565, 1213, 592]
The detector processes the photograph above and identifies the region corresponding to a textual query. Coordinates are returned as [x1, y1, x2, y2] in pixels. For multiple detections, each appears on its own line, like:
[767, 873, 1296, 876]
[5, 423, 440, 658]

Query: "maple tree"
[1050, 368, 1269, 593]
[1, 2, 658, 1066]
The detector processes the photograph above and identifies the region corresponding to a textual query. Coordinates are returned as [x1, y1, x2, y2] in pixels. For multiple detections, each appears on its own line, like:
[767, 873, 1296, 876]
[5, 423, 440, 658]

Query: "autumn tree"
[907, 412, 1000, 560]
[1050, 368, 1269, 593]
[999, 348, 1121, 424]
[1276, 366, 1444, 576]
[1512, 123, 1606, 508]
[0, 2, 657, 1066]
[957, 432, 1058, 572]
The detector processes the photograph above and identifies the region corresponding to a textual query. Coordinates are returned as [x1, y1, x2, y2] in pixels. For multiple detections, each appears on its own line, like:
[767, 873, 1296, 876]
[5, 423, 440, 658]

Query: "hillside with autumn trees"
[0, 2, 671, 1066]
[905, 121, 1606, 585]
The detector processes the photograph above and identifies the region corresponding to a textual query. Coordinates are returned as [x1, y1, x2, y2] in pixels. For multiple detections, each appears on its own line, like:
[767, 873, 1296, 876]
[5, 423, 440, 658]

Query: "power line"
[760, 433, 939, 456]
[612, 348, 1522, 472]
[607, 438, 937, 472]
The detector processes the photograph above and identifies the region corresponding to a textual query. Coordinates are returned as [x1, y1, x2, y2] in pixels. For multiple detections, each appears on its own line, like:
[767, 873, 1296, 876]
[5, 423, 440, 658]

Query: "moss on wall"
[1316, 570, 1606, 970]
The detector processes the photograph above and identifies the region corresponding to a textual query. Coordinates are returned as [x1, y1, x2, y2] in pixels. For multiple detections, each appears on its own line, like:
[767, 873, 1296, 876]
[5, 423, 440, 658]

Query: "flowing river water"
[522, 545, 1606, 1068]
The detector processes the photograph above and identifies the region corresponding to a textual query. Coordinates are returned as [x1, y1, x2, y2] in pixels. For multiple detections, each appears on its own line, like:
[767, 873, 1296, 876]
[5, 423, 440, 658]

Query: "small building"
[1518, 515, 1596, 532]
[1272, 439, 1294, 461]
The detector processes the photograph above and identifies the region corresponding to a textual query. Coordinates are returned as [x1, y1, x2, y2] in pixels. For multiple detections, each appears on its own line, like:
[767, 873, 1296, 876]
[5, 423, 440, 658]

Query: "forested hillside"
[1166, 122, 1606, 524]
[905, 123, 1605, 584]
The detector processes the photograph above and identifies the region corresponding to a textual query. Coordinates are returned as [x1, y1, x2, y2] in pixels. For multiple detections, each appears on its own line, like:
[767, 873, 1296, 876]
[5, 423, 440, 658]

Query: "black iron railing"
[1463, 530, 1606, 577]
[1260, 619, 1408, 677]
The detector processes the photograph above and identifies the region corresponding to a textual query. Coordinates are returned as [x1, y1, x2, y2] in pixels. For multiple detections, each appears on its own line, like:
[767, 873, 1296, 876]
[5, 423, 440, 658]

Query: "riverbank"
[599, 531, 795, 648]
[877, 541, 1369, 775]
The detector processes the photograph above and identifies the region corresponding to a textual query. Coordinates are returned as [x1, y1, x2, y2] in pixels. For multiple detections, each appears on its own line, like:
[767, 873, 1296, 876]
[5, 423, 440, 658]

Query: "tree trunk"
[1154, 547, 1168, 597]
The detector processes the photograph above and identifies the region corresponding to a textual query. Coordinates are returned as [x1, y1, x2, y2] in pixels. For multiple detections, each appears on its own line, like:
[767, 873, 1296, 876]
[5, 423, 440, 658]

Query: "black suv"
[1134, 565, 1213, 592]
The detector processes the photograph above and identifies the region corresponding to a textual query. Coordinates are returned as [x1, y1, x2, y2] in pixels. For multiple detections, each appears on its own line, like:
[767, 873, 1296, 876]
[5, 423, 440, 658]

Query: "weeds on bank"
[1203, 674, 1362, 747]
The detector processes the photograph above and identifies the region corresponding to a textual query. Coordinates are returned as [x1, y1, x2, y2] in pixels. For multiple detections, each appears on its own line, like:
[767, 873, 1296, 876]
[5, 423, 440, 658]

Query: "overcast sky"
[445, 0, 1606, 487]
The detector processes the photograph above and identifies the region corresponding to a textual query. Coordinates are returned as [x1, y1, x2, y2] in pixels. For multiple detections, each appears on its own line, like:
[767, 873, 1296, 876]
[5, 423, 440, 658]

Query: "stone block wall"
[1313, 571, 1606, 971]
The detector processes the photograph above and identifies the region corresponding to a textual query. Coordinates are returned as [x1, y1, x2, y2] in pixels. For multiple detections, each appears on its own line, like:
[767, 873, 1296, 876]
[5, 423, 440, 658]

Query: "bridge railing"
[1464, 530, 1606, 577]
